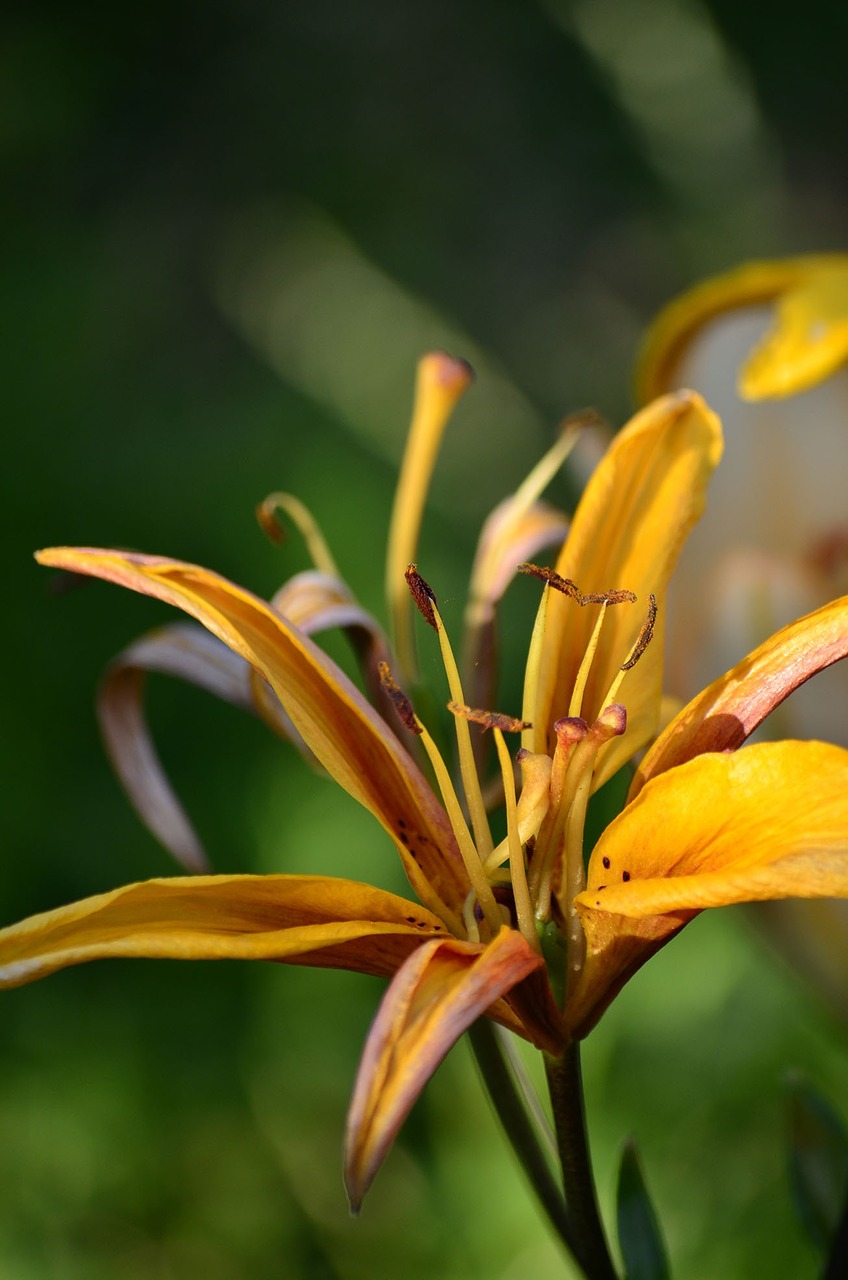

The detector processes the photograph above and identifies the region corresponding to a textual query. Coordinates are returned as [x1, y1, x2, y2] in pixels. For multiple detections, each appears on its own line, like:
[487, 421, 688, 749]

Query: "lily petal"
[568, 741, 848, 1037]
[0, 874, 451, 989]
[271, 569, 398, 728]
[636, 256, 848, 403]
[98, 622, 304, 872]
[343, 927, 545, 1210]
[385, 352, 474, 684]
[464, 497, 569, 714]
[36, 548, 470, 929]
[527, 392, 722, 785]
[632, 596, 848, 796]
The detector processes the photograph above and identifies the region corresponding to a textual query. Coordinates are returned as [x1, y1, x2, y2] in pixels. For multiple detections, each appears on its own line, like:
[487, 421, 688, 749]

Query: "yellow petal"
[740, 261, 848, 399]
[636, 255, 848, 403]
[526, 392, 722, 786]
[270, 568, 398, 727]
[567, 741, 848, 1037]
[385, 352, 474, 683]
[464, 498, 569, 713]
[0, 874, 451, 989]
[343, 927, 545, 1210]
[632, 595, 848, 797]
[37, 548, 470, 930]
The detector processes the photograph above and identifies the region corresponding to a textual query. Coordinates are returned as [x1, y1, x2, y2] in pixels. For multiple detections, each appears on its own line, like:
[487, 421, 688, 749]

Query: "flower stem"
[469, 1021, 575, 1258]
[545, 1043, 619, 1280]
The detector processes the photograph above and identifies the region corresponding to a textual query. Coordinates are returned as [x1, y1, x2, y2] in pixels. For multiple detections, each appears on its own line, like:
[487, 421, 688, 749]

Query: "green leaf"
[785, 1073, 848, 1253]
[616, 1140, 670, 1280]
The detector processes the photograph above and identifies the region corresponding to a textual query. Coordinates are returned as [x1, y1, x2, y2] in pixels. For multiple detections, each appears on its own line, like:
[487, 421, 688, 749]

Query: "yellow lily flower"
[637, 254, 848, 1015]
[7, 354, 848, 1213]
[636, 254, 848, 712]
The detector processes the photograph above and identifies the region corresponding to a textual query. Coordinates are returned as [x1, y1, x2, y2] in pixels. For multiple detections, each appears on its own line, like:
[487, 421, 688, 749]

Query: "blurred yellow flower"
[638, 254, 848, 1014]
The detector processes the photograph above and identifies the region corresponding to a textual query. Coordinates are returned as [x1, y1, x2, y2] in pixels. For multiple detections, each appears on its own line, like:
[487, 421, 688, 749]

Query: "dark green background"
[3, 1, 847, 1275]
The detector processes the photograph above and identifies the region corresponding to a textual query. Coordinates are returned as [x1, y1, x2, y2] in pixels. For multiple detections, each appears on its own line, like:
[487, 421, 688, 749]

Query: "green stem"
[469, 1021, 576, 1260]
[545, 1042, 619, 1280]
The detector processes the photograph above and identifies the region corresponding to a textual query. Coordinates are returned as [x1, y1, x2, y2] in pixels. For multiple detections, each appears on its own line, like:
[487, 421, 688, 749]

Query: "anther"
[405, 563, 438, 630]
[518, 563, 637, 607]
[377, 661, 422, 735]
[449, 702, 531, 734]
[620, 593, 658, 670]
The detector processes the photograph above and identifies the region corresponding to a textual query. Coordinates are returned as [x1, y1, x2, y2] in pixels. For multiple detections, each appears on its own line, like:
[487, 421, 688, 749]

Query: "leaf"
[786, 1073, 848, 1253]
[616, 1140, 669, 1280]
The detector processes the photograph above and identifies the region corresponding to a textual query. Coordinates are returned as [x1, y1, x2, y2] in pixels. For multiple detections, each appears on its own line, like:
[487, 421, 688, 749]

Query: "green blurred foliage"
[3, 0, 848, 1275]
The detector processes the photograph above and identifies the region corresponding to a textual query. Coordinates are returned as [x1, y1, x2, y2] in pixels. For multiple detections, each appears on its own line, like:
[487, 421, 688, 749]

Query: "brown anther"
[405, 563, 438, 630]
[518, 564, 636, 607]
[518, 563, 582, 599]
[377, 661, 422, 735]
[620, 593, 658, 670]
[448, 701, 531, 734]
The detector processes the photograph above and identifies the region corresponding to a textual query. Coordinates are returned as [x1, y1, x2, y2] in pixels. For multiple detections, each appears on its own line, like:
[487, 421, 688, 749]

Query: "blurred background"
[3, 0, 848, 1275]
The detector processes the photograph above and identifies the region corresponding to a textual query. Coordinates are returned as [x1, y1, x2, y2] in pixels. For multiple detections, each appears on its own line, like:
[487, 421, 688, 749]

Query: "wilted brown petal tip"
[405, 564, 438, 629]
[448, 701, 531, 734]
[377, 661, 422, 734]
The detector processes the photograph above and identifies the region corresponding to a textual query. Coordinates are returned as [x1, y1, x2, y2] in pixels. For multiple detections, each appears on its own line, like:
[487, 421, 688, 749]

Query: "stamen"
[521, 580, 551, 753]
[492, 728, 540, 953]
[529, 706, 626, 921]
[386, 353, 474, 683]
[517, 563, 637, 608]
[427, 597, 495, 863]
[509, 420, 582, 515]
[620, 593, 658, 671]
[377, 661, 422, 736]
[603, 593, 659, 709]
[414, 723, 502, 938]
[483, 749, 552, 876]
[405, 563, 438, 630]
[448, 702, 531, 735]
[560, 705, 627, 993]
[256, 492, 340, 577]
[462, 892, 481, 944]
[568, 602, 609, 718]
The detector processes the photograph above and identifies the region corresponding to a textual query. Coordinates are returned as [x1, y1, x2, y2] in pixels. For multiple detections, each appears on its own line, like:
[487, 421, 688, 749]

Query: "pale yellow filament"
[493, 728, 540, 953]
[568, 602, 609, 718]
[415, 721, 502, 937]
[509, 422, 581, 514]
[433, 603, 495, 863]
[521, 585, 551, 753]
